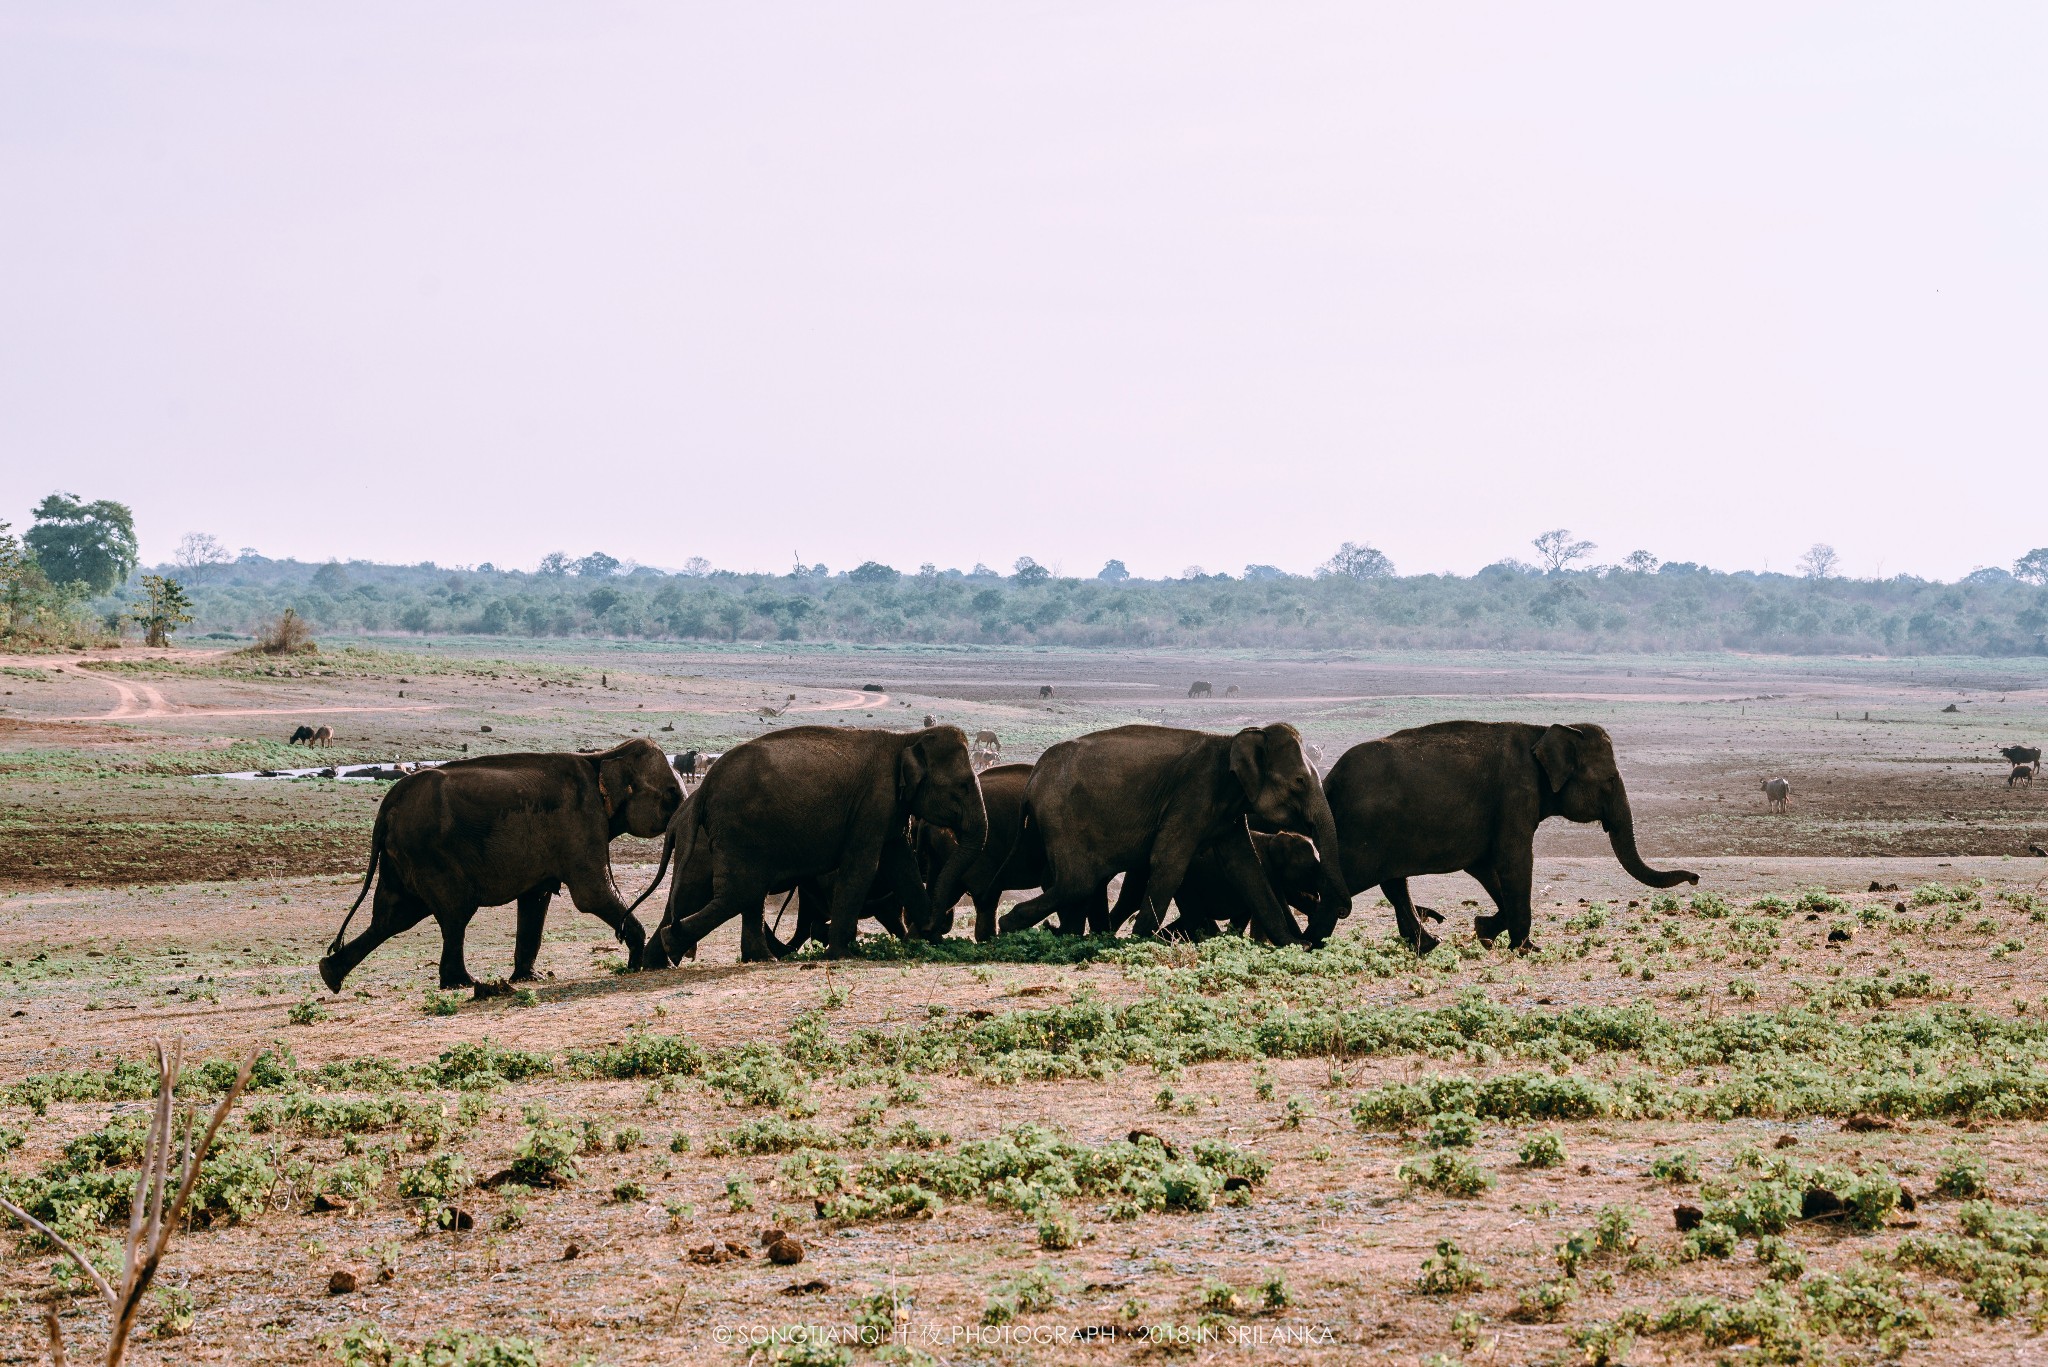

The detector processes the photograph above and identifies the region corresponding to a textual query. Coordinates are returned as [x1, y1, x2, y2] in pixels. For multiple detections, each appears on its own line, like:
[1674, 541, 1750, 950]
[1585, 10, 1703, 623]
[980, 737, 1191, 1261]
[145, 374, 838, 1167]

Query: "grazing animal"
[2002, 745, 2043, 768]
[1188, 681, 1213, 698]
[317, 739, 683, 991]
[999, 723, 1348, 945]
[1038, 685, 1053, 699]
[1324, 722, 1697, 953]
[644, 725, 987, 963]
[1224, 684, 1240, 697]
[970, 729, 1002, 771]
[288, 725, 316, 745]
[2011, 763, 2038, 789]
[311, 725, 334, 748]
[1762, 777, 1790, 813]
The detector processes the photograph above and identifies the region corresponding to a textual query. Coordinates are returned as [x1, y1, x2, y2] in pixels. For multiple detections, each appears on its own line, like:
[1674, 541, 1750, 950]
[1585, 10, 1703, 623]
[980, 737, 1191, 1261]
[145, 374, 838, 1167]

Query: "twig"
[43, 1306, 65, 1367]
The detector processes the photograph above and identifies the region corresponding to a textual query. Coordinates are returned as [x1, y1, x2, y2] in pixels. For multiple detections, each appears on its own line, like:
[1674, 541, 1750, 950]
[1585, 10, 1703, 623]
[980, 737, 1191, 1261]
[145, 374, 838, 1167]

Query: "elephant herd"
[318, 718, 1698, 992]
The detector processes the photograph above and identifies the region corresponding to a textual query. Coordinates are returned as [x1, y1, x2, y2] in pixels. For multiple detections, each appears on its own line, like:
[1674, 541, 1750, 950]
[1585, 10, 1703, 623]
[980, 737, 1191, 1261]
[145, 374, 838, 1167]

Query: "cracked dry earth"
[5, 643, 2048, 1364]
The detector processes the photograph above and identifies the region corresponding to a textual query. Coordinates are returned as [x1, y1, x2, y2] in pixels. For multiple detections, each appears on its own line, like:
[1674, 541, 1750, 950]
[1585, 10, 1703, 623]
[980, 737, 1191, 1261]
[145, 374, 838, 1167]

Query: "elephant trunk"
[924, 793, 987, 935]
[1302, 776, 1353, 944]
[1603, 788, 1698, 889]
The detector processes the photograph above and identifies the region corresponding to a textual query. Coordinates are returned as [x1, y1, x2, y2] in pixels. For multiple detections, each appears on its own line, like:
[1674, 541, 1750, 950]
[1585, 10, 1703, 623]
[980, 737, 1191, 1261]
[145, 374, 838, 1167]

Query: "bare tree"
[1797, 543, 1840, 579]
[679, 557, 713, 577]
[2014, 548, 2048, 586]
[1317, 542, 1395, 580]
[1622, 549, 1659, 574]
[1531, 530, 1596, 574]
[172, 533, 230, 579]
[0, 1042, 257, 1366]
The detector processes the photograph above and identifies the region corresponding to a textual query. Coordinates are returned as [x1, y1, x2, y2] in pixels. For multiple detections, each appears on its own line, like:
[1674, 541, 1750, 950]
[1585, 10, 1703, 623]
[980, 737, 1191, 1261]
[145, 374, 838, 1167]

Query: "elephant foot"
[509, 969, 540, 984]
[439, 970, 476, 991]
[1473, 913, 1506, 946]
[317, 956, 346, 995]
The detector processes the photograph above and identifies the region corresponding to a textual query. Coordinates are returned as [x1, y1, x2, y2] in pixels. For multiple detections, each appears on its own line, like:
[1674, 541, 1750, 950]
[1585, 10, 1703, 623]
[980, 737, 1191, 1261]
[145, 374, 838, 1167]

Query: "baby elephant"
[1761, 777, 1790, 813]
[2011, 763, 2037, 789]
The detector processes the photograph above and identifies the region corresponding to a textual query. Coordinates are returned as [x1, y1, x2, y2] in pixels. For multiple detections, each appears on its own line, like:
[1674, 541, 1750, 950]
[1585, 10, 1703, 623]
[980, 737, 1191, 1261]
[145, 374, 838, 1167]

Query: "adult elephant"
[317, 739, 682, 991]
[998, 724, 1348, 944]
[919, 762, 1044, 941]
[1323, 720, 1696, 954]
[646, 725, 986, 963]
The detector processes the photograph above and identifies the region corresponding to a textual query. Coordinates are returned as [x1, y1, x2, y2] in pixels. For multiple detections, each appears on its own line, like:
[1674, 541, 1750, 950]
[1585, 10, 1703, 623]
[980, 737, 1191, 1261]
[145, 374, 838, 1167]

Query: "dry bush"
[248, 609, 315, 655]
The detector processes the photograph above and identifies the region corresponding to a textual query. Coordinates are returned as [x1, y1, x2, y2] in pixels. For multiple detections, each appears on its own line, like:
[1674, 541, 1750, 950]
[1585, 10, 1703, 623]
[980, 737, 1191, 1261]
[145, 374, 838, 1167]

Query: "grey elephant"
[998, 723, 1349, 945]
[1324, 721, 1697, 952]
[645, 725, 987, 962]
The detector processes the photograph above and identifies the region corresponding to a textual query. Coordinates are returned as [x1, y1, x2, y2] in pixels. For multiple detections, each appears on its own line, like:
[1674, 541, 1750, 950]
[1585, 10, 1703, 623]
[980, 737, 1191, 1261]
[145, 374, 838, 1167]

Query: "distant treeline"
[111, 553, 2048, 656]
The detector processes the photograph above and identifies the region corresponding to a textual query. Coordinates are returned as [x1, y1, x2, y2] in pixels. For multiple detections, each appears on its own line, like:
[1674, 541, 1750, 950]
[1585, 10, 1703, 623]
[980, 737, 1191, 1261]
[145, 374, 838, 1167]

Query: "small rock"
[1674, 1205, 1704, 1232]
[1773, 1134, 1798, 1149]
[767, 1237, 804, 1265]
[687, 1243, 724, 1265]
[724, 1240, 752, 1258]
[1535, 996, 1555, 1005]
[1221, 1176, 1252, 1192]
[562, 1242, 581, 1261]
[1827, 927, 1852, 944]
[1576, 1164, 1594, 1176]
[1899, 1185, 1918, 1212]
[780, 1279, 831, 1296]
[1801, 1188, 1846, 1220]
[759, 1227, 789, 1247]
[480, 724, 493, 733]
[1841, 1114, 1894, 1133]
[312, 1192, 347, 1212]
[327, 1269, 359, 1295]
[441, 1206, 475, 1231]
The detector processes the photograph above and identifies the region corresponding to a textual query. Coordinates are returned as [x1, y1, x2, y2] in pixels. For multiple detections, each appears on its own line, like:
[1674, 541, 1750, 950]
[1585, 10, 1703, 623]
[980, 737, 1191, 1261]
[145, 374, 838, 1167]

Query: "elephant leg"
[1211, 833, 1301, 946]
[878, 840, 934, 940]
[319, 876, 433, 992]
[562, 866, 648, 968]
[1470, 848, 1536, 949]
[511, 882, 556, 982]
[973, 888, 999, 943]
[1381, 878, 1441, 955]
[653, 872, 715, 964]
[1106, 868, 1149, 935]
[1000, 874, 1101, 935]
[825, 838, 888, 958]
[434, 906, 480, 989]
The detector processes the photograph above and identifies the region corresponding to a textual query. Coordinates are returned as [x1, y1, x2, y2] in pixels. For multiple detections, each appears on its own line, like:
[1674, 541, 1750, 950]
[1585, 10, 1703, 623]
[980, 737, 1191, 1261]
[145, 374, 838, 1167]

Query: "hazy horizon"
[5, 4, 2044, 582]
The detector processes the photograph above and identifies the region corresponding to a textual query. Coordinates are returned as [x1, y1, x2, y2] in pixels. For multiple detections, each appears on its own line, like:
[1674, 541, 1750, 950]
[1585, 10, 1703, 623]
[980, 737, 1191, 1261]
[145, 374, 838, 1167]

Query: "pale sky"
[3, 4, 2043, 581]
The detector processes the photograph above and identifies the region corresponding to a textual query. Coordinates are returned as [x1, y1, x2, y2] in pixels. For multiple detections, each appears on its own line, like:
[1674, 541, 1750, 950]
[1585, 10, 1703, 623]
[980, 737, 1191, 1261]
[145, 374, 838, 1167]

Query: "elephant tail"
[326, 800, 389, 956]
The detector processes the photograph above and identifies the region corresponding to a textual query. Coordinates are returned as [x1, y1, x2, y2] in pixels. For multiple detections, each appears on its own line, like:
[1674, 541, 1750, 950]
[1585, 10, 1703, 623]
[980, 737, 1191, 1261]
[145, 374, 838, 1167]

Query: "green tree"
[1319, 541, 1396, 580]
[24, 492, 139, 592]
[128, 574, 194, 647]
[2015, 548, 2048, 586]
[849, 560, 900, 585]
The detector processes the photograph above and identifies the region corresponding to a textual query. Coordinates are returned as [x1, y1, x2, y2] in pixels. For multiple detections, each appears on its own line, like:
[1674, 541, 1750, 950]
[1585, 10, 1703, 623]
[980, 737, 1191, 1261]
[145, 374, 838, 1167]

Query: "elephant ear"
[1228, 728, 1267, 801]
[595, 752, 637, 818]
[898, 739, 930, 806]
[1533, 724, 1585, 793]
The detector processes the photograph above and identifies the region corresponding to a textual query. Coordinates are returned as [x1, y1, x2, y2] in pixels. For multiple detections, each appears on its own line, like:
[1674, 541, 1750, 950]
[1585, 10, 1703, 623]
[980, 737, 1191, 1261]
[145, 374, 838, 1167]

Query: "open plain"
[5, 640, 2048, 1364]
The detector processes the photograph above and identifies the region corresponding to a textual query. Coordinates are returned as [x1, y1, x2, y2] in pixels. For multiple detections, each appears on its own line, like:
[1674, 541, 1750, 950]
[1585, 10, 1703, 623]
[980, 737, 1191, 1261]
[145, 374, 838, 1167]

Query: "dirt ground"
[4, 640, 2048, 1364]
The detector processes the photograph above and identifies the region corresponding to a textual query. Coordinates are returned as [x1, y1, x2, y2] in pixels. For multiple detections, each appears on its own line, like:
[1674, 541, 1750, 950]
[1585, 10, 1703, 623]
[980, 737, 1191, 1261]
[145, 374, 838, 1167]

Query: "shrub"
[421, 990, 461, 1018]
[508, 1119, 580, 1188]
[1936, 1147, 1989, 1199]
[1418, 1239, 1487, 1294]
[1037, 1204, 1079, 1250]
[1513, 1279, 1579, 1322]
[1397, 1152, 1492, 1198]
[1517, 1130, 1566, 1169]
[1756, 1235, 1806, 1282]
[1679, 1219, 1738, 1261]
[1425, 1111, 1480, 1148]
[397, 1152, 473, 1203]
[1648, 1150, 1699, 1184]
